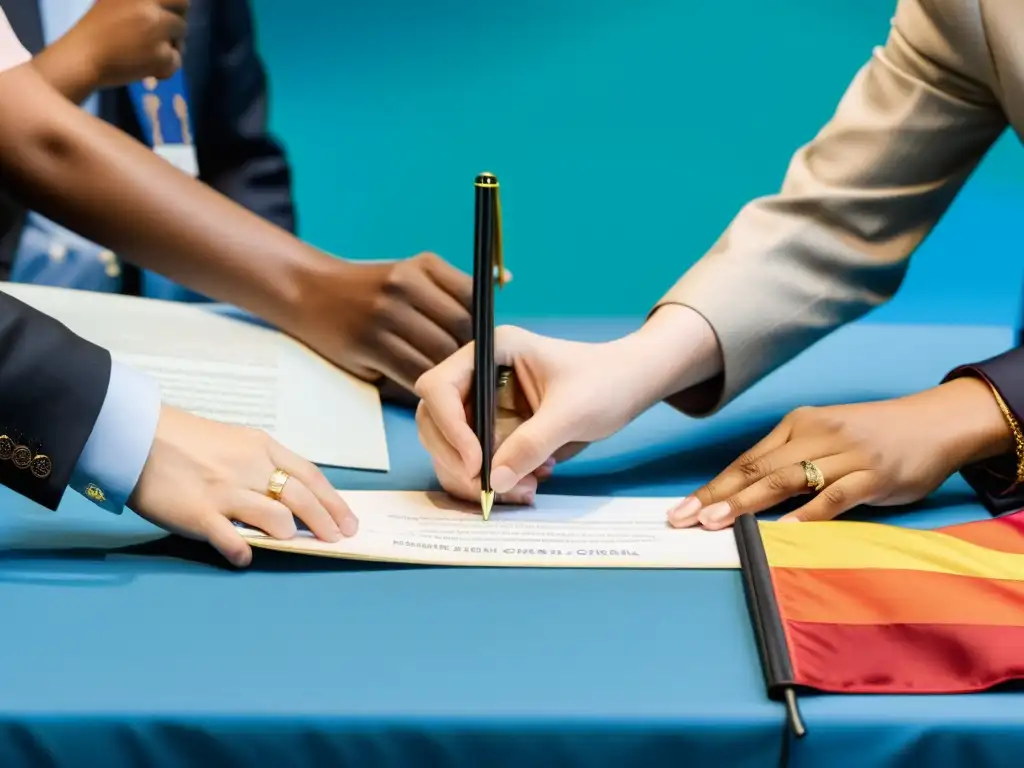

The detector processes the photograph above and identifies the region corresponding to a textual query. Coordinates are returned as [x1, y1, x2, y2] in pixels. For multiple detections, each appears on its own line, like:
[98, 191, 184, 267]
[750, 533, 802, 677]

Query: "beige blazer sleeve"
[658, 0, 1007, 416]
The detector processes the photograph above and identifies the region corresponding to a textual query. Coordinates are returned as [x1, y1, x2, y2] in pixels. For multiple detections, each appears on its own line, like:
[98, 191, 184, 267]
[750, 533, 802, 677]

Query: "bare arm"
[0, 61, 325, 336]
[31, 35, 100, 105]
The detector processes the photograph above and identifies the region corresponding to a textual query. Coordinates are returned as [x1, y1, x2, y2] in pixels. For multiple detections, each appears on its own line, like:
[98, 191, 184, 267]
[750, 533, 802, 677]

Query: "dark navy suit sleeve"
[0, 291, 110, 510]
[199, 0, 297, 233]
[944, 347, 1024, 514]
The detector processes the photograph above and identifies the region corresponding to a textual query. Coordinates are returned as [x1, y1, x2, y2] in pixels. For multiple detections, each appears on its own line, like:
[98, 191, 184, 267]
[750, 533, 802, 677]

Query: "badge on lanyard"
[127, 71, 199, 178]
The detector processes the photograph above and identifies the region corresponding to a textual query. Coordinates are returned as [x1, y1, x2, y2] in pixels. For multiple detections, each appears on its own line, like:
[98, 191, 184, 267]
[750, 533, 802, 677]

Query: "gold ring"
[800, 460, 825, 492]
[267, 468, 290, 501]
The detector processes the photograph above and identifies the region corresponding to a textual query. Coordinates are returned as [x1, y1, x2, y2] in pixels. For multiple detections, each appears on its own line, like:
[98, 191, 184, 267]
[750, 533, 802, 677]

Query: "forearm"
[604, 303, 724, 422]
[30, 31, 100, 105]
[907, 377, 1013, 467]
[0, 64, 321, 335]
[941, 350, 1024, 511]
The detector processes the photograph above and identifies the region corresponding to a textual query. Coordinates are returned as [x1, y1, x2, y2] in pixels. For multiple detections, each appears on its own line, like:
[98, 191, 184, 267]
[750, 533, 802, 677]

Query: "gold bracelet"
[985, 381, 1024, 484]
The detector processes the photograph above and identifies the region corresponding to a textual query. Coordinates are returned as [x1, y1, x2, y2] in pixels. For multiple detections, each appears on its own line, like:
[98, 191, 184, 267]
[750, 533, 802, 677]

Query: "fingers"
[407, 273, 472, 347]
[416, 401, 469, 479]
[277, 479, 341, 542]
[160, 9, 188, 38]
[383, 302, 461, 368]
[415, 344, 481, 475]
[416, 325, 555, 495]
[691, 420, 796, 508]
[668, 452, 868, 531]
[418, 391, 542, 501]
[432, 456, 538, 507]
[376, 332, 436, 392]
[697, 453, 861, 530]
[490, 398, 577, 494]
[780, 471, 876, 523]
[420, 253, 473, 311]
[153, 7, 187, 77]
[534, 457, 557, 481]
[234, 493, 298, 540]
[161, 0, 192, 15]
[203, 514, 252, 568]
[155, 44, 182, 78]
[271, 444, 359, 538]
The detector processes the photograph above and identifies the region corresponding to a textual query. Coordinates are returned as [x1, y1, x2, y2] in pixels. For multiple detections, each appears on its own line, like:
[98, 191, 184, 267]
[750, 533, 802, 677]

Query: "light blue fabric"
[13, 0, 115, 292]
[38, 0, 98, 115]
[0, 319, 1019, 767]
[69, 361, 161, 514]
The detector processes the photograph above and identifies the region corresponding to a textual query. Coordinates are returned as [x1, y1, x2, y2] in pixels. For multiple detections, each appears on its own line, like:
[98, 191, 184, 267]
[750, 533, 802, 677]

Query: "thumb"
[490, 400, 575, 494]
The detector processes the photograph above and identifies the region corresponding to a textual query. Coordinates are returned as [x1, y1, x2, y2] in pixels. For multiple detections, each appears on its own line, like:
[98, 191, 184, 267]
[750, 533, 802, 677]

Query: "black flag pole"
[734, 514, 807, 739]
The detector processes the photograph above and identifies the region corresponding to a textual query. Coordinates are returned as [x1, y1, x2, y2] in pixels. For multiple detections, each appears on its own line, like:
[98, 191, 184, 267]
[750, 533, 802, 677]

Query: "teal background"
[250, 0, 1023, 325]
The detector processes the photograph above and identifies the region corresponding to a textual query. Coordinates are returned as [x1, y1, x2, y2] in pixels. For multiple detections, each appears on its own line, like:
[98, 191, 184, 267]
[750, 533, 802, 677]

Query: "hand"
[294, 253, 473, 394]
[667, 377, 1014, 530]
[130, 405, 358, 567]
[51, 0, 188, 93]
[414, 325, 673, 505]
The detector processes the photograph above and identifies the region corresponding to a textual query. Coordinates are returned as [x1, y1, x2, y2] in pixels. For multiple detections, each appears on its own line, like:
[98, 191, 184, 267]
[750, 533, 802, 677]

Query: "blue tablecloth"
[1, 318, 1022, 767]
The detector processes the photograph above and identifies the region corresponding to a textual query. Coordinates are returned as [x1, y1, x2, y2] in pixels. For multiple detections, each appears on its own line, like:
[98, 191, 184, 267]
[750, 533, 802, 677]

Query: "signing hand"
[130, 405, 357, 567]
[668, 377, 1014, 530]
[414, 325, 660, 505]
[296, 252, 473, 395]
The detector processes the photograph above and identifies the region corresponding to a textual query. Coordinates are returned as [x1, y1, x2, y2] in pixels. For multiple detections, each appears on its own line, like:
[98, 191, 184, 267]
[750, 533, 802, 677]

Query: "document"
[236, 491, 740, 569]
[0, 283, 389, 471]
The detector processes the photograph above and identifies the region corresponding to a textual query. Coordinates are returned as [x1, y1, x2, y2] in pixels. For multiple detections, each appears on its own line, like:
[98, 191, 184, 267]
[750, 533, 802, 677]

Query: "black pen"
[472, 172, 506, 521]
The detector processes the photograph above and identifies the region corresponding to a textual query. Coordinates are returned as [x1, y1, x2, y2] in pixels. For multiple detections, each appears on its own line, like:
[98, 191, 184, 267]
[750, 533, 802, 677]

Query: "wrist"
[34, 30, 102, 103]
[275, 251, 353, 339]
[607, 303, 723, 421]
[915, 377, 1014, 467]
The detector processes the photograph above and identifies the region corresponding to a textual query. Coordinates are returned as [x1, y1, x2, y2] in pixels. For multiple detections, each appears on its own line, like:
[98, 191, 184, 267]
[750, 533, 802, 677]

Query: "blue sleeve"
[69, 361, 161, 513]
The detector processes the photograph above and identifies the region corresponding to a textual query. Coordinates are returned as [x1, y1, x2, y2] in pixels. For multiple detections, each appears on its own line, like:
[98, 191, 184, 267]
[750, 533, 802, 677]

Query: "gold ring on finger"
[800, 460, 825, 492]
[267, 468, 290, 501]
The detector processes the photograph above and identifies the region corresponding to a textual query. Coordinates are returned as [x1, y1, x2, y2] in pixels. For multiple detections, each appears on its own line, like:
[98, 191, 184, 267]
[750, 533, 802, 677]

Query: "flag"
[734, 511, 1024, 736]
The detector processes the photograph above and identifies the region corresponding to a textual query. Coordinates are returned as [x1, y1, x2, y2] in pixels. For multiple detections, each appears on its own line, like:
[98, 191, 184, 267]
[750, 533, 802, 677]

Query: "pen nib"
[481, 490, 495, 521]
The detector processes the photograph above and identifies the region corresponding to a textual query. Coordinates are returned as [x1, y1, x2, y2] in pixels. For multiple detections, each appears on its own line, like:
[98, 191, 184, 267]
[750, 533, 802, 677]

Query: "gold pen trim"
[481, 490, 495, 521]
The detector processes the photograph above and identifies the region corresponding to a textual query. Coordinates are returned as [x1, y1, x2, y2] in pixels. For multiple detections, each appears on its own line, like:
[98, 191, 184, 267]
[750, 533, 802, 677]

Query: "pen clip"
[493, 181, 506, 289]
[476, 172, 507, 289]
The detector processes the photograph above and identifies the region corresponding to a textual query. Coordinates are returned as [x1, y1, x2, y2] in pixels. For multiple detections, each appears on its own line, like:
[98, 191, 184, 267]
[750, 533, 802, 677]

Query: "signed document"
[0, 282, 389, 471]
[235, 491, 740, 569]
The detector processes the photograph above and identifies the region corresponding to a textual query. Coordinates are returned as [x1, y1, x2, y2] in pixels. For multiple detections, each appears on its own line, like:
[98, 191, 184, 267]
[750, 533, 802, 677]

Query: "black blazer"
[0, 290, 110, 509]
[0, 0, 297, 290]
[946, 348, 1024, 514]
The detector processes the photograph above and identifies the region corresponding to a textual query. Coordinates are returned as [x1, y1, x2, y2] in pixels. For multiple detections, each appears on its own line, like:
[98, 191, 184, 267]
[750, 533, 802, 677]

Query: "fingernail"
[524, 491, 535, 505]
[326, 525, 342, 542]
[542, 457, 556, 470]
[491, 466, 518, 494]
[699, 502, 731, 525]
[341, 516, 359, 537]
[779, 515, 801, 523]
[668, 497, 701, 526]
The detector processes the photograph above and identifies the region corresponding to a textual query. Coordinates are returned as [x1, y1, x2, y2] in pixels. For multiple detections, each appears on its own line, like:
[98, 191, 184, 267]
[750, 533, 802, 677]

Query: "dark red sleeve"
[943, 347, 1024, 514]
